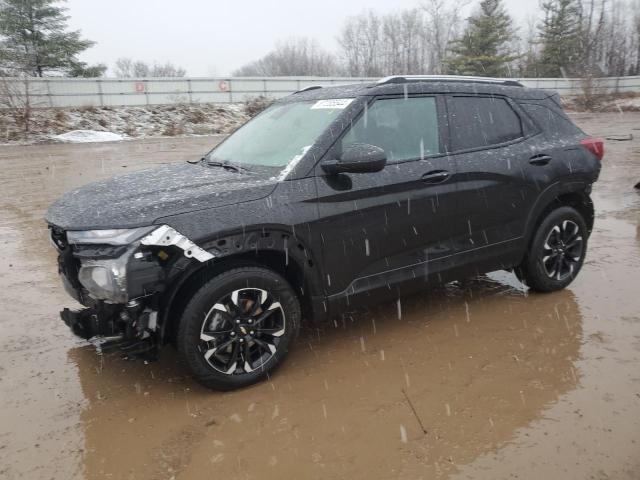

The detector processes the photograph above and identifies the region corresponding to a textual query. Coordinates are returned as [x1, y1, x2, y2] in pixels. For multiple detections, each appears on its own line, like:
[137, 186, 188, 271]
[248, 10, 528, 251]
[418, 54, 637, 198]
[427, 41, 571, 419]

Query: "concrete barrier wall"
[1, 75, 639, 108]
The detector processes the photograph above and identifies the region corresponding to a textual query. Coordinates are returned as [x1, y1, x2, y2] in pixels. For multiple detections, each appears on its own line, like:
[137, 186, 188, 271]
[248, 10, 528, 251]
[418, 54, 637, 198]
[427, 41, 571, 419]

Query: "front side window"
[448, 96, 523, 151]
[208, 100, 349, 168]
[339, 96, 441, 162]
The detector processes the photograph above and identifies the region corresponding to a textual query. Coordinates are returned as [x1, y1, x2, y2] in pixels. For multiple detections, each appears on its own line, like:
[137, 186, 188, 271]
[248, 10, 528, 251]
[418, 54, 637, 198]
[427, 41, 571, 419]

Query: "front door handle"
[529, 154, 552, 166]
[421, 170, 451, 184]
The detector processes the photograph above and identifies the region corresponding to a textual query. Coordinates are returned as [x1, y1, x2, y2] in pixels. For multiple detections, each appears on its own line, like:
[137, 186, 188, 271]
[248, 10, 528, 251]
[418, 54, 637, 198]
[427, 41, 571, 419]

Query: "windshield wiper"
[202, 157, 248, 173]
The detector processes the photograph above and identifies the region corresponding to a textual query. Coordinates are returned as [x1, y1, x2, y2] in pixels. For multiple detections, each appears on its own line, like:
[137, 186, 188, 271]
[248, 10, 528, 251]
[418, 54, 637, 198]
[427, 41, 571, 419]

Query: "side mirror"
[321, 144, 387, 174]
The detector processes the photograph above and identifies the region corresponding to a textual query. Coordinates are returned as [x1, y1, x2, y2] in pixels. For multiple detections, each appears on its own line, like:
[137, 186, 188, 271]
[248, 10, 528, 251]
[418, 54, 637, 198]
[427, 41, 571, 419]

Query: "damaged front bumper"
[60, 302, 158, 356]
[50, 224, 213, 357]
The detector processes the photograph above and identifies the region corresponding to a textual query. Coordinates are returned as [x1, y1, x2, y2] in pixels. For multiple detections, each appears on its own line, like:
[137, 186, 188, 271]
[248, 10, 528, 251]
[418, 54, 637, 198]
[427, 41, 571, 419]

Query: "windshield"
[206, 99, 352, 168]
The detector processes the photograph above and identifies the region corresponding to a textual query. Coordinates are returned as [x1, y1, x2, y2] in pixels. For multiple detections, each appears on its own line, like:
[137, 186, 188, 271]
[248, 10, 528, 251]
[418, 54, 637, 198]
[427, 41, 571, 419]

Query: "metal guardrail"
[1, 75, 638, 108]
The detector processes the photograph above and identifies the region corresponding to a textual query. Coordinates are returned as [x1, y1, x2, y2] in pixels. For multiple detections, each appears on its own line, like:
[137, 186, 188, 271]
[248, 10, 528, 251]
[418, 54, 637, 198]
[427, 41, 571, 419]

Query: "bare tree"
[634, 1, 640, 74]
[380, 9, 430, 74]
[572, 0, 640, 77]
[512, 15, 540, 77]
[338, 2, 468, 76]
[338, 11, 384, 76]
[422, 0, 469, 74]
[579, 0, 608, 75]
[599, 0, 635, 75]
[113, 58, 186, 77]
[113, 58, 134, 77]
[0, 77, 32, 135]
[234, 38, 339, 76]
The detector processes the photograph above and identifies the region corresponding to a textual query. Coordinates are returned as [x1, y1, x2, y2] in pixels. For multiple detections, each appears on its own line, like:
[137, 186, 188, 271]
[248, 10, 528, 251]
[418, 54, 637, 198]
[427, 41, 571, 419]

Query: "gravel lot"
[0, 114, 639, 479]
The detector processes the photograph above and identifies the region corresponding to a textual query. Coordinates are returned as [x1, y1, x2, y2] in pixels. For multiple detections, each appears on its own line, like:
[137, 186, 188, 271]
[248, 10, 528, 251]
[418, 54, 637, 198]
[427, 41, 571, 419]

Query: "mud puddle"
[1, 116, 639, 479]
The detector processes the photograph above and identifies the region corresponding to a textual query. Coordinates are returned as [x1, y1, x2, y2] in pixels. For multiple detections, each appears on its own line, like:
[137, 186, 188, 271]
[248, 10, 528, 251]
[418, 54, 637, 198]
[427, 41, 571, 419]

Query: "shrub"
[572, 77, 607, 111]
[124, 122, 137, 137]
[186, 109, 207, 124]
[78, 105, 98, 114]
[162, 121, 184, 136]
[243, 95, 273, 117]
[54, 109, 68, 122]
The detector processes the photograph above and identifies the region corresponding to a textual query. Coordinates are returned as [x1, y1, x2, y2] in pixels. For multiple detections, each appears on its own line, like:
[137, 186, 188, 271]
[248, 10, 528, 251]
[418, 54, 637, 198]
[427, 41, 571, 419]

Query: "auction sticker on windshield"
[311, 98, 354, 109]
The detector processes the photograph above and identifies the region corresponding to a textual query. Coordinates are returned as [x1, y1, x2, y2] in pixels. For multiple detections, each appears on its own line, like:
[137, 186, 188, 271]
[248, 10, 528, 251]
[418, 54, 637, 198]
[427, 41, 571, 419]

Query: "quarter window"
[339, 97, 440, 162]
[448, 96, 523, 151]
[519, 103, 583, 137]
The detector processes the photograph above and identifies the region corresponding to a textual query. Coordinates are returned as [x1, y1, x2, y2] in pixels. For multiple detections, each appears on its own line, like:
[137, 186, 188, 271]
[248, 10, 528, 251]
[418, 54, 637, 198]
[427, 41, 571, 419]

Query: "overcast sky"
[65, 0, 541, 77]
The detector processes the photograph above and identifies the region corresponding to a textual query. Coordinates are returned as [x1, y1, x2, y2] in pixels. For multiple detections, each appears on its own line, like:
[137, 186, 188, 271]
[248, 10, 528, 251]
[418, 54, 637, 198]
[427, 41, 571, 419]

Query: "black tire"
[517, 206, 588, 293]
[177, 266, 300, 390]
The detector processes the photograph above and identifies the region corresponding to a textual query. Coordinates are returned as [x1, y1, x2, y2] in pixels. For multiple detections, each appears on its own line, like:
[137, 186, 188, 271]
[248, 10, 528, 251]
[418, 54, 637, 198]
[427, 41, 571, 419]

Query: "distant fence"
[1, 75, 639, 108]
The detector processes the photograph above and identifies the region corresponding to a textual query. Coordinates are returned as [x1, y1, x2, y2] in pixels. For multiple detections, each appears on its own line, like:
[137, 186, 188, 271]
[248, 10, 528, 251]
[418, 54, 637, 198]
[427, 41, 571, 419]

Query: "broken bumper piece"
[61, 307, 101, 340]
[60, 304, 158, 358]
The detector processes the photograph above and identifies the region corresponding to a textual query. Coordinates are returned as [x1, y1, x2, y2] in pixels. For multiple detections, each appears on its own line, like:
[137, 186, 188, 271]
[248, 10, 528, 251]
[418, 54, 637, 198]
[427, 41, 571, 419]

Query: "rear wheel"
[177, 267, 300, 390]
[517, 206, 588, 292]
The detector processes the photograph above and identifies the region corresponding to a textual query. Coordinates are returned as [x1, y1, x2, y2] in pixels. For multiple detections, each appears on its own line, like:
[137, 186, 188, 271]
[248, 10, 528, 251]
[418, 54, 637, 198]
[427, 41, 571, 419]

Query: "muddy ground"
[0, 114, 639, 480]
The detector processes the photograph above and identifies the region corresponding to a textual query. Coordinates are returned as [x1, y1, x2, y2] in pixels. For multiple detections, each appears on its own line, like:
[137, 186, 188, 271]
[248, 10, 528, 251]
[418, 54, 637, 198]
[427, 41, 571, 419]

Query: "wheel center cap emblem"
[239, 326, 247, 335]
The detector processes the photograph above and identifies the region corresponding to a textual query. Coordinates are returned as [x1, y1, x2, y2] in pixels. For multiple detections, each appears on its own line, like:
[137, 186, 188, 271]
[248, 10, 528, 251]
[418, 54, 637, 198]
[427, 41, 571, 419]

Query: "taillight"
[581, 137, 604, 161]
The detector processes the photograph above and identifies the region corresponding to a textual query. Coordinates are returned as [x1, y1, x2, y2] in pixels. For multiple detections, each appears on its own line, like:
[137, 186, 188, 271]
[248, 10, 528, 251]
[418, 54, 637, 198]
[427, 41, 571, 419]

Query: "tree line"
[0, 0, 639, 79]
[236, 0, 640, 78]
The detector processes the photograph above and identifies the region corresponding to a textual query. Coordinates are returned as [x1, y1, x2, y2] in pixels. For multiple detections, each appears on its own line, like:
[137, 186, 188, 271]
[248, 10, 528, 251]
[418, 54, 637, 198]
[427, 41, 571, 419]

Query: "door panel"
[314, 160, 459, 296]
[446, 95, 544, 267]
[311, 95, 460, 297]
[453, 138, 540, 247]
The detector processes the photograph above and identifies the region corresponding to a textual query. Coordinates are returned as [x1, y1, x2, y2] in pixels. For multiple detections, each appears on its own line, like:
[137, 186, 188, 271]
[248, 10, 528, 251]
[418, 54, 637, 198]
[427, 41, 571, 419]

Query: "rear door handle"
[421, 170, 451, 184]
[529, 154, 552, 166]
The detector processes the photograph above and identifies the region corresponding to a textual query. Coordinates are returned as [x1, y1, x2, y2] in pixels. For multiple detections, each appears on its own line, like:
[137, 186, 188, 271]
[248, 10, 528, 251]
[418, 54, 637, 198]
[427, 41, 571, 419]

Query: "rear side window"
[519, 103, 584, 138]
[448, 96, 523, 151]
[339, 96, 440, 162]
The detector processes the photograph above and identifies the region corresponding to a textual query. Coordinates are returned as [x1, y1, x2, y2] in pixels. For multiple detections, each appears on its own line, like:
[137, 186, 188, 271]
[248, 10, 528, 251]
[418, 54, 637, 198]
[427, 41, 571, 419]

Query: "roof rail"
[374, 75, 523, 87]
[295, 85, 323, 94]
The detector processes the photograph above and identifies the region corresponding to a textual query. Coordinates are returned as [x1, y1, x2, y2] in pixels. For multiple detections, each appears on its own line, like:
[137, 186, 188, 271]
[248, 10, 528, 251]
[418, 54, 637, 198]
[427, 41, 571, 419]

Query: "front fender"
[156, 225, 324, 343]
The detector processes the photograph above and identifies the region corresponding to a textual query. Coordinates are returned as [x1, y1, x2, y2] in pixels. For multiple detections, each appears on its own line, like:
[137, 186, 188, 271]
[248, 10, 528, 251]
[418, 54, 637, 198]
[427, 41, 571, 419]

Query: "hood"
[46, 162, 277, 230]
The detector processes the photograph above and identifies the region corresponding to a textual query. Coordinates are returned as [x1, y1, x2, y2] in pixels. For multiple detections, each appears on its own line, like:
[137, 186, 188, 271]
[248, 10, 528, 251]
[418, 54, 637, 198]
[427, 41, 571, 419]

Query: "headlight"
[67, 226, 155, 245]
[78, 250, 131, 303]
[69, 224, 213, 303]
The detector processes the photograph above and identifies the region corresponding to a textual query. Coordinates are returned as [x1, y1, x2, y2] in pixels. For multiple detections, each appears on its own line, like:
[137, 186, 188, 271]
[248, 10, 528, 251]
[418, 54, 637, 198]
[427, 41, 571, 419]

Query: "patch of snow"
[54, 130, 124, 143]
[613, 97, 640, 110]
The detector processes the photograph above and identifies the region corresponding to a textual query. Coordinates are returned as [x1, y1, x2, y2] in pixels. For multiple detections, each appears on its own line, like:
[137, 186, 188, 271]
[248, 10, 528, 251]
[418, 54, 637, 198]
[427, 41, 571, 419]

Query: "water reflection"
[69, 273, 583, 479]
[0, 137, 222, 480]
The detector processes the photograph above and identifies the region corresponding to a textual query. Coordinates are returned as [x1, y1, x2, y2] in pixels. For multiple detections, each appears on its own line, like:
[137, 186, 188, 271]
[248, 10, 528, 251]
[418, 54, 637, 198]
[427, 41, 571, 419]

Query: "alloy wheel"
[541, 220, 584, 281]
[198, 288, 285, 375]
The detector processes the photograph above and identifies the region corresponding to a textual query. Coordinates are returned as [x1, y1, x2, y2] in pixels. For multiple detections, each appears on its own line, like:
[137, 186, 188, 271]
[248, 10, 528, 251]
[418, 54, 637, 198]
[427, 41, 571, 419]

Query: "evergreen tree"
[0, 0, 98, 76]
[68, 62, 107, 78]
[447, 0, 517, 77]
[537, 0, 582, 77]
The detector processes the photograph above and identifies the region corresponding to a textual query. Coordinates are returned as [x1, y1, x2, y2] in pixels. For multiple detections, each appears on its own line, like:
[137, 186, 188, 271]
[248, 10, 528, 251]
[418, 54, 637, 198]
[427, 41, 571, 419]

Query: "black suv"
[46, 76, 603, 390]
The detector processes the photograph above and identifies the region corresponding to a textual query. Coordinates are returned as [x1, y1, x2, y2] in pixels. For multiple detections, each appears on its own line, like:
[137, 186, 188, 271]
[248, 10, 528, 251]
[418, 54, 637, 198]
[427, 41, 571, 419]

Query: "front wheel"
[516, 206, 588, 293]
[177, 267, 300, 390]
